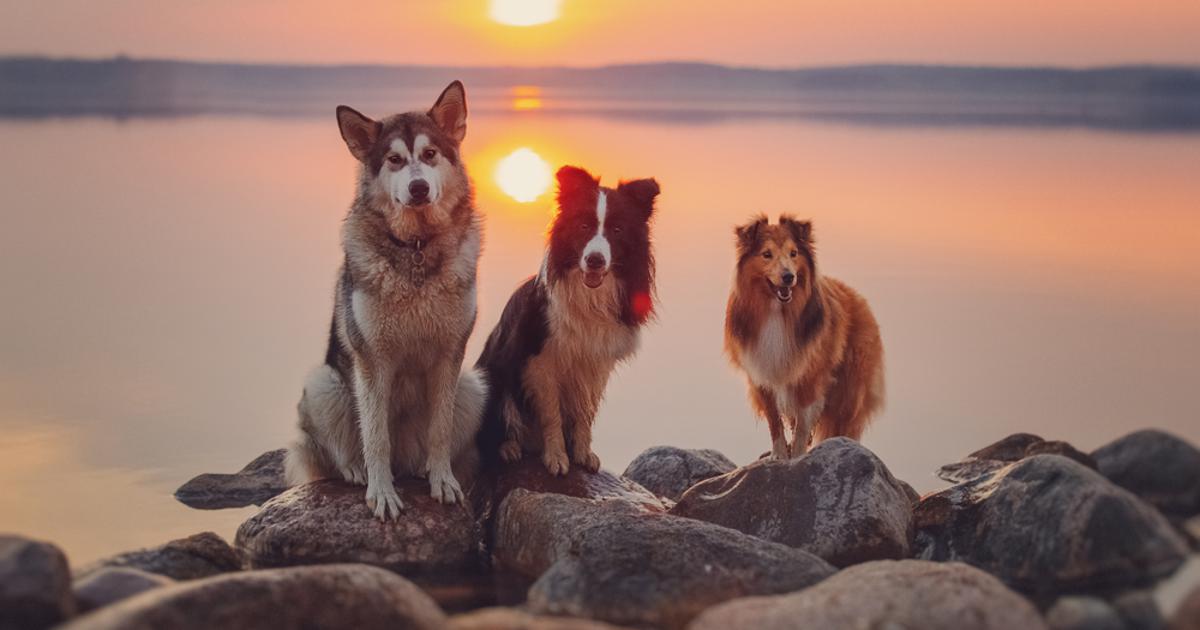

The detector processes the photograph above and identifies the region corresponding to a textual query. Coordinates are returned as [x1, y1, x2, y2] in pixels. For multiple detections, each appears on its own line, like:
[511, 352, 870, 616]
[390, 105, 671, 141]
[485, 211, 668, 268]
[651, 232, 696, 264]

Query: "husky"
[285, 81, 487, 520]
[725, 215, 884, 459]
[476, 166, 660, 475]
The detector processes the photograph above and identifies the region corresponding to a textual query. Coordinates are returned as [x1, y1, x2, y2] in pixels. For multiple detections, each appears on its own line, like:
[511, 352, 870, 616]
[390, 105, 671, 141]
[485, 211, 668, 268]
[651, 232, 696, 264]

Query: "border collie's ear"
[780, 215, 814, 245]
[735, 215, 768, 256]
[336, 106, 380, 164]
[429, 80, 468, 144]
[556, 165, 597, 207]
[618, 178, 660, 219]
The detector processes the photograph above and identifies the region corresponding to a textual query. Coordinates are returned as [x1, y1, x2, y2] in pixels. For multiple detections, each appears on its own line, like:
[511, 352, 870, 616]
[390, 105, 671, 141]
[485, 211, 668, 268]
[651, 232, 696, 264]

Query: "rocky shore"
[3, 429, 1199, 629]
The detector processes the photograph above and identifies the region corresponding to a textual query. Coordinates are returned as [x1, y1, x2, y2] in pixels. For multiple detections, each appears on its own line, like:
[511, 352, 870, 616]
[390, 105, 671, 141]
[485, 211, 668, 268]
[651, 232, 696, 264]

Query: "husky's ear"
[556, 165, 598, 209]
[618, 178, 660, 220]
[780, 215, 814, 245]
[429, 80, 468, 144]
[336, 106, 380, 164]
[735, 215, 768, 257]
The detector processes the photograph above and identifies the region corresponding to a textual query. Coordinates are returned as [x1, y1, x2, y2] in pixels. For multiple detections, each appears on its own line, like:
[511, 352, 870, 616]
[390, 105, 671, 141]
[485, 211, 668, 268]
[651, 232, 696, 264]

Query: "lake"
[2, 89, 1199, 566]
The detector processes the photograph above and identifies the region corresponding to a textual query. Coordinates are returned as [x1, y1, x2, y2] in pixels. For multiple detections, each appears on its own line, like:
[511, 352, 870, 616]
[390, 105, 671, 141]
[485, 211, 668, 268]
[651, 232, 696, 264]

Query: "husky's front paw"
[571, 448, 601, 473]
[340, 462, 367, 485]
[499, 440, 523, 463]
[542, 449, 570, 476]
[428, 465, 465, 505]
[364, 481, 404, 521]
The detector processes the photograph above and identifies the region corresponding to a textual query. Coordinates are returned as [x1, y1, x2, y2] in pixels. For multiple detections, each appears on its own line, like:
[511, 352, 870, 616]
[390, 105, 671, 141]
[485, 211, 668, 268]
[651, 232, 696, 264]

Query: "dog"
[725, 215, 884, 459]
[285, 81, 487, 520]
[476, 165, 659, 475]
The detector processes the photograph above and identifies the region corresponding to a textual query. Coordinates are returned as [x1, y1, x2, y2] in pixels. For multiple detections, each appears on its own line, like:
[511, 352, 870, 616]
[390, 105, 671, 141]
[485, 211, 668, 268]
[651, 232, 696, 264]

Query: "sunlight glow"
[489, 0, 561, 27]
[495, 148, 552, 202]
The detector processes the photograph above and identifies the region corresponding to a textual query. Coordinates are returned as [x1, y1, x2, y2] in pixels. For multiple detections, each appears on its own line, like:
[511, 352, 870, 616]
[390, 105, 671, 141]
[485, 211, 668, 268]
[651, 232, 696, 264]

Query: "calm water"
[2, 99, 1199, 566]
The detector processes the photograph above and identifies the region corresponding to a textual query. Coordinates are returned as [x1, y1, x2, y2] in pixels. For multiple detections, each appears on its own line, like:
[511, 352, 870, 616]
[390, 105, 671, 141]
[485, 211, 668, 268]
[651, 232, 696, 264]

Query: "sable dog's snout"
[409, 179, 430, 202]
[585, 252, 607, 270]
[782, 272, 796, 286]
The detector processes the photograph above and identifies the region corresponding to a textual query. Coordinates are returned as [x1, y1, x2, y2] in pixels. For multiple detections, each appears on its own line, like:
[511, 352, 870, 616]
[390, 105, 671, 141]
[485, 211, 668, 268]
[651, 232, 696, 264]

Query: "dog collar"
[387, 233, 428, 287]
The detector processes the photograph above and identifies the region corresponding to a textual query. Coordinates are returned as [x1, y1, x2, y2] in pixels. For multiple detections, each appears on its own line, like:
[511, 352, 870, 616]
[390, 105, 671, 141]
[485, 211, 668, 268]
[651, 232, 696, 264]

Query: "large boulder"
[670, 437, 914, 567]
[75, 532, 240, 581]
[937, 433, 1096, 484]
[915, 454, 1189, 596]
[59, 564, 446, 630]
[1173, 584, 1200, 630]
[496, 491, 835, 629]
[236, 479, 482, 576]
[689, 560, 1047, 630]
[0, 535, 74, 630]
[448, 607, 631, 629]
[1044, 596, 1125, 630]
[1093, 430, 1200, 519]
[486, 458, 666, 515]
[174, 449, 289, 509]
[622, 446, 736, 502]
[73, 568, 173, 614]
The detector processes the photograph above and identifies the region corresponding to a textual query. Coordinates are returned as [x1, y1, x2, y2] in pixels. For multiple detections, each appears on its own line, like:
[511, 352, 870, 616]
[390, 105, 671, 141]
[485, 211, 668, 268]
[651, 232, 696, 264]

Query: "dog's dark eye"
[612, 226, 623, 234]
[387, 154, 405, 166]
[581, 223, 592, 232]
[762, 251, 773, 259]
[790, 250, 799, 258]
[421, 148, 437, 161]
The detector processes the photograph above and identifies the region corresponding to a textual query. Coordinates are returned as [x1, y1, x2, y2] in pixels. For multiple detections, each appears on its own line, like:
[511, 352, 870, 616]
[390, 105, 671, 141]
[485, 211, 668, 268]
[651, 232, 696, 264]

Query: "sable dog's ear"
[780, 215, 814, 245]
[556, 165, 598, 209]
[429, 80, 468, 144]
[618, 178, 660, 220]
[336, 106, 380, 164]
[735, 215, 768, 256]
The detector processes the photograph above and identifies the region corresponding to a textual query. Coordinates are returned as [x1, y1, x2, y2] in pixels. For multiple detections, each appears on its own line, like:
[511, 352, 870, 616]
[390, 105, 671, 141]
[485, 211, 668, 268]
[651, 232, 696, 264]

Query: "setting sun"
[489, 0, 561, 27]
[495, 148, 552, 202]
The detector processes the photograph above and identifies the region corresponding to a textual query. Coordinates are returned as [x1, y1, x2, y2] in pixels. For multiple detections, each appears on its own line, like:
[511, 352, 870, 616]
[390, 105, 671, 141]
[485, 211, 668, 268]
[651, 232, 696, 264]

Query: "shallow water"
[1, 98, 1198, 565]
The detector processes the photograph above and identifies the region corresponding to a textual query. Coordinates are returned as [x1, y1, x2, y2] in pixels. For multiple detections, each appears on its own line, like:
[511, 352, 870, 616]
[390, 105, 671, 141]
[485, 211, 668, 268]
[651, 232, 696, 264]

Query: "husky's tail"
[473, 364, 510, 469]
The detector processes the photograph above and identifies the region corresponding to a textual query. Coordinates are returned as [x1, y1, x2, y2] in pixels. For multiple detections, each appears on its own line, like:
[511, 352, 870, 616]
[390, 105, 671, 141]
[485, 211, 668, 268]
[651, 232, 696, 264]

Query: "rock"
[915, 454, 1189, 596]
[689, 560, 1046, 630]
[1045, 596, 1124, 630]
[670, 437, 914, 567]
[621, 446, 736, 502]
[488, 457, 666, 515]
[59, 564, 446, 630]
[1172, 585, 1200, 630]
[1112, 591, 1167, 630]
[174, 449, 289, 509]
[73, 568, 173, 614]
[236, 479, 482, 576]
[448, 607, 631, 629]
[0, 535, 74, 630]
[76, 532, 240, 581]
[496, 491, 835, 629]
[937, 433, 1096, 484]
[1093, 430, 1200, 519]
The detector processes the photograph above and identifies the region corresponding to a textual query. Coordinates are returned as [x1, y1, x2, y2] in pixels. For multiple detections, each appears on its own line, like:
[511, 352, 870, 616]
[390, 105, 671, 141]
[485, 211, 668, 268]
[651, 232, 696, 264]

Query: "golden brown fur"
[725, 215, 884, 458]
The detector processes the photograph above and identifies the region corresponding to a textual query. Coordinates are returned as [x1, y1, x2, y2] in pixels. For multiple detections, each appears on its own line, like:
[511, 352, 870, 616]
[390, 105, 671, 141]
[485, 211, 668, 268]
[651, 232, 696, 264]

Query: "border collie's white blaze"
[476, 165, 660, 475]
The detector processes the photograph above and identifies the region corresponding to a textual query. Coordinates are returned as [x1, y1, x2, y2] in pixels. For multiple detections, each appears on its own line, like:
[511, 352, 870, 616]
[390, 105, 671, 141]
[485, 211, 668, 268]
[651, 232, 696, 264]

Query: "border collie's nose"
[408, 179, 430, 203]
[782, 272, 796, 286]
[585, 252, 607, 271]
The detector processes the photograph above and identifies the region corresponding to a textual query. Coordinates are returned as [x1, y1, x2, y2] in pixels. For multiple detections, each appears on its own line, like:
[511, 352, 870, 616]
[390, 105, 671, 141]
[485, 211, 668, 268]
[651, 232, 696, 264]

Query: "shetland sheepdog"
[725, 215, 884, 459]
[476, 165, 660, 475]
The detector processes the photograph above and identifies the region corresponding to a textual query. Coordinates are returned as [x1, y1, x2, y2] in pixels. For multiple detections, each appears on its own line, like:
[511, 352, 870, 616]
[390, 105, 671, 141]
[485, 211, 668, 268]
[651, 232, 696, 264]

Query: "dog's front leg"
[424, 360, 465, 504]
[354, 364, 404, 520]
[525, 358, 569, 475]
[567, 374, 607, 473]
[751, 385, 789, 459]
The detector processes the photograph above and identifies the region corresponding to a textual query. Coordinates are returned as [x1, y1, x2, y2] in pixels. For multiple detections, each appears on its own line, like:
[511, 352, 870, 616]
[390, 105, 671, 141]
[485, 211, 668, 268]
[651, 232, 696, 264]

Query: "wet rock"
[1045, 596, 1124, 630]
[76, 532, 240, 581]
[496, 491, 835, 629]
[1172, 585, 1200, 630]
[73, 568, 173, 614]
[59, 564, 446, 630]
[670, 437, 914, 567]
[689, 560, 1047, 630]
[174, 449, 289, 509]
[448, 607, 631, 629]
[1093, 430, 1200, 519]
[236, 479, 482, 576]
[622, 446, 736, 502]
[915, 454, 1189, 596]
[937, 433, 1096, 484]
[0, 535, 74, 630]
[1112, 591, 1167, 630]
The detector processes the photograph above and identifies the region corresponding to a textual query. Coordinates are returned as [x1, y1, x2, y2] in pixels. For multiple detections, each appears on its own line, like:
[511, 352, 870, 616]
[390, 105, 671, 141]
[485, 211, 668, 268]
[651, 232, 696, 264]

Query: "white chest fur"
[544, 277, 639, 367]
[742, 308, 793, 388]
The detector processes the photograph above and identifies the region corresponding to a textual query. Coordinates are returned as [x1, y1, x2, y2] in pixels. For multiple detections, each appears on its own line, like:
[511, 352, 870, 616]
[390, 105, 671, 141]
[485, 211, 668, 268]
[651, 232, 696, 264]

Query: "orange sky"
[1, 0, 1198, 67]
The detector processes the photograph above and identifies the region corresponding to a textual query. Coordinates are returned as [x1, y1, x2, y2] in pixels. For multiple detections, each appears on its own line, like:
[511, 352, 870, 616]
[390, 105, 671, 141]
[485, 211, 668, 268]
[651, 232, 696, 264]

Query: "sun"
[489, 0, 561, 27]
[495, 148, 552, 203]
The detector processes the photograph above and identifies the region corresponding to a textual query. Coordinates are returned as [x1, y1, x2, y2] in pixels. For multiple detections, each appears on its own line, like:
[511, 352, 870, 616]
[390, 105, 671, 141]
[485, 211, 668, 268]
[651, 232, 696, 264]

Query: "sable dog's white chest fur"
[742, 307, 794, 386]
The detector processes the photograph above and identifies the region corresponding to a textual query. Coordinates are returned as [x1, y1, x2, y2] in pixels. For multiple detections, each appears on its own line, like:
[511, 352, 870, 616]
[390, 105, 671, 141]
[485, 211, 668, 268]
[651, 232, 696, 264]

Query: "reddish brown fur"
[725, 215, 884, 457]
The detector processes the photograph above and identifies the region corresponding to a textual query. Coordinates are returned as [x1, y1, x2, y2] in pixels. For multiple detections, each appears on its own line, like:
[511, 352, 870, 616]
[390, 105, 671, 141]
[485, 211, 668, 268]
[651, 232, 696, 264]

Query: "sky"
[1, 0, 1199, 67]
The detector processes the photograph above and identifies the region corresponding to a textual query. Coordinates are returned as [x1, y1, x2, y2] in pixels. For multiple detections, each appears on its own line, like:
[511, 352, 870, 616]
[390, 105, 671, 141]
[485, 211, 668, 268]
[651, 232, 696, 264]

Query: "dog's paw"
[340, 463, 368, 485]
[499, 440, 523, 463]
[542, 449, 570, 476]
[571, 449, 601, 473]
[428, 466, 465, 505]
[364, 481, 404, 521]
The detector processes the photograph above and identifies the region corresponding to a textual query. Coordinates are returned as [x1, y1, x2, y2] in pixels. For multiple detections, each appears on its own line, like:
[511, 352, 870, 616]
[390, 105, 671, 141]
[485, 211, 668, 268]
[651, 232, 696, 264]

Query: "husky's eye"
[762, 250, 773, 259]
[386, 154, 405, 166]
[421, 148, 437, 161]
[790, 250, 799, 258]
